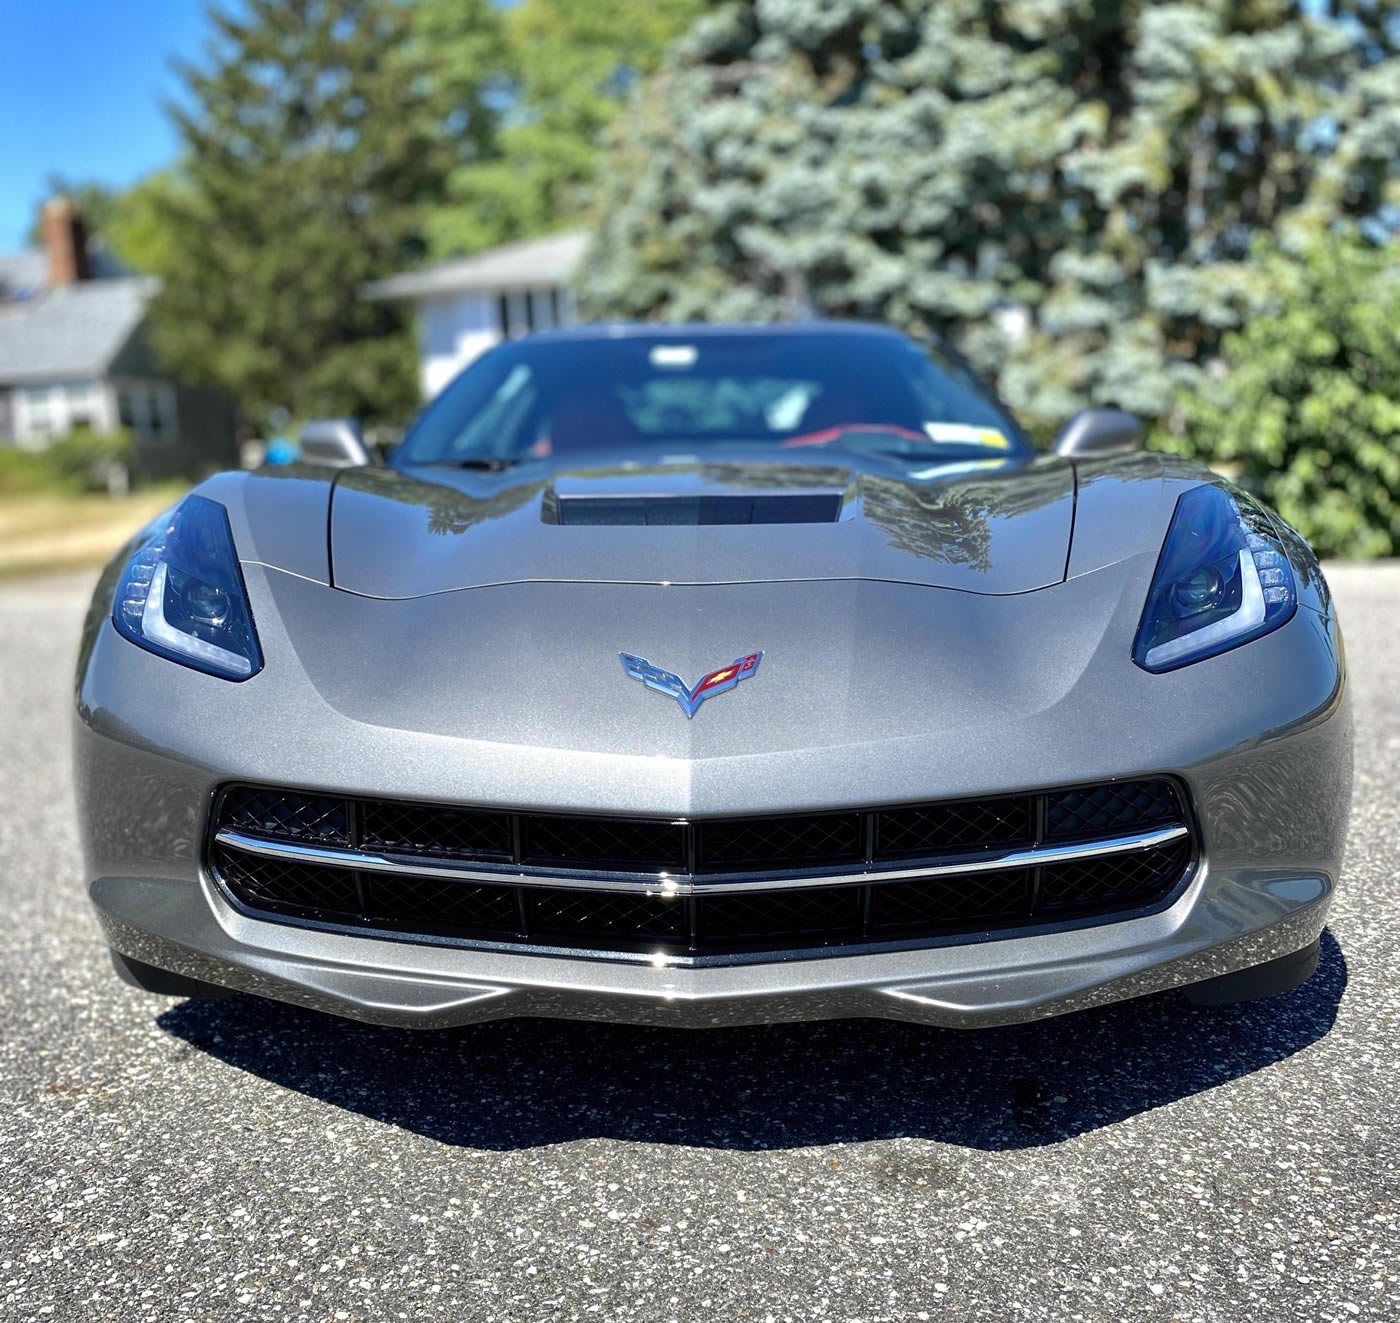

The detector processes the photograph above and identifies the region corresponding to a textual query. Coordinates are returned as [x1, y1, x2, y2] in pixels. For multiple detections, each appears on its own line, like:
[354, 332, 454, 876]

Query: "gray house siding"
[107, 324, 238, 477]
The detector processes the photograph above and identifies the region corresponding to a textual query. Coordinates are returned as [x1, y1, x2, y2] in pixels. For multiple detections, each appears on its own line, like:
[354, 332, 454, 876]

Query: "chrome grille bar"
[213, 823, 1190, 898]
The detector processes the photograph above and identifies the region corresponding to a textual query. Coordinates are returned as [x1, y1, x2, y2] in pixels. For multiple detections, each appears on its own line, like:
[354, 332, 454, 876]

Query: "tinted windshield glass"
[396, 329, 1029, 466]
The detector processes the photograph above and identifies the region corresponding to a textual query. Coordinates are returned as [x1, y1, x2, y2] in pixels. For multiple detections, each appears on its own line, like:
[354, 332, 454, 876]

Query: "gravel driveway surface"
[1, 567, 1395, 1322]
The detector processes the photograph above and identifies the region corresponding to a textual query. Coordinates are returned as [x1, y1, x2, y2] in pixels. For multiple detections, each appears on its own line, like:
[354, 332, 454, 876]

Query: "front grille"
[522, 814, 686, 871]
[1044, 780, 1182, 840]
[696, 812, 864, 871]
[868, 868, 1033, 932]
[215, 846, 362, 919]
[209, 780, 1194, 960]
[221, 787, 351, 844]
[361, 800, 510, 860]
[877, 796, 1034, 856]
[528, 888, 688, 941]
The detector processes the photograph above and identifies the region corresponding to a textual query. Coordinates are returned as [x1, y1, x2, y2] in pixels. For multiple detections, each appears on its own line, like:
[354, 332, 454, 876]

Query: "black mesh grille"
[1045, 780, 1180, 840]
[528, 889, 687, 940]
[1037, 841, 1191, 914]
[220, 787, 350, 845]
[524, 816, 686, 871]
[210, 779, 1193, 958]
[362, 874, 519, 932]
[361, 802, 510, 859]
[697, 813, 863, 871]
[877, 798, 1032, 857]
[869, 869, 1032, 932]
[700, 887, 863, 942]
[214, 845, 360, 918]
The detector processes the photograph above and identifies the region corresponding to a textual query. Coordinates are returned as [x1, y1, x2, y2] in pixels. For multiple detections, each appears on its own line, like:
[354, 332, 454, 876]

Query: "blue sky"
[0, 1, 214, 250]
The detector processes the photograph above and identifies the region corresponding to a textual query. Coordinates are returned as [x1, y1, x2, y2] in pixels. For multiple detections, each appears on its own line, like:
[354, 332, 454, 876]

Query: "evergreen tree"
[148, 0, 489, 427]
[579, 1, 1400, 433]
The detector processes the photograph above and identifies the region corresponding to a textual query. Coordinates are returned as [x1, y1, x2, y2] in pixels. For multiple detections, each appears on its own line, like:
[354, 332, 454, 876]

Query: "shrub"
[45, 425, 134, 489]
[1154, 234, 1400, 560]
[0, 447, 55, 497]
[0, 426, 134, 497]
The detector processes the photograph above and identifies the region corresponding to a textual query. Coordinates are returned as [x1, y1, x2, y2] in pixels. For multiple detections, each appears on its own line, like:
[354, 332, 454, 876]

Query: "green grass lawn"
[0, 484, 188, 580]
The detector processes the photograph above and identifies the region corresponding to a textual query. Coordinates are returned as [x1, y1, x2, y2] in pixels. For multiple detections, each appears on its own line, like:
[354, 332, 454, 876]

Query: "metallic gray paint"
[298, 418, 371, 469]
[73, 442, 1352, 1028]
[88, 864, 1330, 1029]
[1052, 406, 1144, 456]
[329, 455, 1076, 597]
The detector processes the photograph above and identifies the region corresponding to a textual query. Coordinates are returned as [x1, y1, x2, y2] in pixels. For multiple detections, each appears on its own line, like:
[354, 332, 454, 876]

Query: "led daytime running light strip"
[1144, 549, 1265, 669]
[139, 562, 254, 678]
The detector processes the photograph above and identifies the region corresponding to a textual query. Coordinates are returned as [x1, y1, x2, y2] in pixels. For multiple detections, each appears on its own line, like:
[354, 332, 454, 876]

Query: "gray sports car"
[74, 322, 1351, 1030]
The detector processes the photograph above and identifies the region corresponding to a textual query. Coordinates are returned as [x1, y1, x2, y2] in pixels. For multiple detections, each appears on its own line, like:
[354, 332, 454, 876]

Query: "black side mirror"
[1052, 408, 1143, 457]
[299, 418, 372, 468]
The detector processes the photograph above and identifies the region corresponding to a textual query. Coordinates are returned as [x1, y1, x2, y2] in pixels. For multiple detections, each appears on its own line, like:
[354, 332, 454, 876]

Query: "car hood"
[327, 452, 1077, 599]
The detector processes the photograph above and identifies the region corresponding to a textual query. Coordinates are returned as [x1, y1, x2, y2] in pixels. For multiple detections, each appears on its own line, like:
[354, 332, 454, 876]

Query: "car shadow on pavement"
[157, 929, 1346, 1152]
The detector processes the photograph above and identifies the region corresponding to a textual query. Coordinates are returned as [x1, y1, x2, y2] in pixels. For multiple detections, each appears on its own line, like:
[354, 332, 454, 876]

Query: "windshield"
[394, 328, 1031, 467]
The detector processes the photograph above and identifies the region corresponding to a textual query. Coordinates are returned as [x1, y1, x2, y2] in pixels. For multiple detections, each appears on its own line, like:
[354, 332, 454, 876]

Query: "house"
[0, 198, 236, 473]
[364, 229, 588, 400]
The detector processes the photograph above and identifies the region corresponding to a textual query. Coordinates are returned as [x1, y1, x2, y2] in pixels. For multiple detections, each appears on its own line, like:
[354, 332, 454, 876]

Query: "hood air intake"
[549, 491, 844, 526]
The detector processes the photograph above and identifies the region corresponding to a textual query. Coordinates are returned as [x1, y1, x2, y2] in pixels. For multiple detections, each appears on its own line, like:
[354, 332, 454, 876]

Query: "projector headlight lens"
[112, 494, 263, 681]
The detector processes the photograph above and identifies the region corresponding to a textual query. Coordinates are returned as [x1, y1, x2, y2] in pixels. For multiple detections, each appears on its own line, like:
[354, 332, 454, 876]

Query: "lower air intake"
[209, 780, 1194, 961]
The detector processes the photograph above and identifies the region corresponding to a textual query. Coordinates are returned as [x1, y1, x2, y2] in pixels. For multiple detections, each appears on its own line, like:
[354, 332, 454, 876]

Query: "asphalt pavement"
[1, 568, 1396, 1322]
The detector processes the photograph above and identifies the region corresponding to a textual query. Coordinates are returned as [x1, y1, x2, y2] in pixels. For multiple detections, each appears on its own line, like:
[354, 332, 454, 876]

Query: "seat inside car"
[549, 387, 641, 454]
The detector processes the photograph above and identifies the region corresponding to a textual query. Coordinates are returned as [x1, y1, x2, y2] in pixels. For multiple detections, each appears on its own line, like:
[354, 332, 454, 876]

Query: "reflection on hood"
[330, 451, 1077, 598]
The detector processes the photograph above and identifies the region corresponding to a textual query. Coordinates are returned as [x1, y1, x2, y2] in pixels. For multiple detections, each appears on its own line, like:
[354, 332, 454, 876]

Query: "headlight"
[112, 494, 263, 681]
[1133, 484, 1297, 673]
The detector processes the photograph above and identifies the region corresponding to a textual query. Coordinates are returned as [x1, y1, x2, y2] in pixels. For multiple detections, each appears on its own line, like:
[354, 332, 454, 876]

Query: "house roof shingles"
[0, 252, 48, 301]
[0, 276, 157, 385]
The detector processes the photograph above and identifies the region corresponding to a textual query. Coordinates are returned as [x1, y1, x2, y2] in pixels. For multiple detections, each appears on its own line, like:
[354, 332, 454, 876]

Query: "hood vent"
[549, 491, 844, 527]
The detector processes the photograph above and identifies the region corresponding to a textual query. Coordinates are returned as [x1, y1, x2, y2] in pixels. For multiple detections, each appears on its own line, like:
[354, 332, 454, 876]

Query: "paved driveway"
[1, 568, 1395, 1321]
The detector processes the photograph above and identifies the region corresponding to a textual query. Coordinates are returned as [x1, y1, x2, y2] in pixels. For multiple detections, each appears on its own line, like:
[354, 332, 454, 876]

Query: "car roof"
[522, 320, 915, 345]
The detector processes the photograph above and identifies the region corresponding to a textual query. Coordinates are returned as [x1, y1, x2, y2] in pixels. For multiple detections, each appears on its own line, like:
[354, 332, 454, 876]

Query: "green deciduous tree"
[1158, 232, 1400, 559]
[423, 0, 708, 255]
[101, 172, 187, 276]
[579, 0, 1400, 437]
[146, 0, 484, 427]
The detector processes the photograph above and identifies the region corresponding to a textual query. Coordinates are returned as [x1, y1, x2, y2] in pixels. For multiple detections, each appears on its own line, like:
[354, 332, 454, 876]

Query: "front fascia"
[75, 550, 1349, 1024]
[77, 551, 1348, 875]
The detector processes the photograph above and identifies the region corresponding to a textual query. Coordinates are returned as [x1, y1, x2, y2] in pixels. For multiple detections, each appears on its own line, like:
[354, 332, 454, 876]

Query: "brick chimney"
[41, 197, 91, 287]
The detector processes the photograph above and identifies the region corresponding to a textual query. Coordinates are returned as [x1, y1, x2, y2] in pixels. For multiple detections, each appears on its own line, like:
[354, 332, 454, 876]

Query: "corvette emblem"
[620, 651, 763, 719]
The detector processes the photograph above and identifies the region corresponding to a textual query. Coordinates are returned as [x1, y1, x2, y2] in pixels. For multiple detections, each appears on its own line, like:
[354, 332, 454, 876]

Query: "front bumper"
[74, 559, 1352, 1029]
[90, 859, 1333, 1029]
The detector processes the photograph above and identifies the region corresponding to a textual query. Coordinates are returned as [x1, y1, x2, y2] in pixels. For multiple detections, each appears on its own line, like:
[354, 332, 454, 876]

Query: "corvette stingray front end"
[74, 323, 1350, 1029]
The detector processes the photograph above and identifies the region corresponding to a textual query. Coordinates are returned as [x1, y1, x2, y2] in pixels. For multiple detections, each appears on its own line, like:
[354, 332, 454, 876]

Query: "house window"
[117, 386, 144, 430]
[20, 385, 57, 437]
[116, 383, 179, 445]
